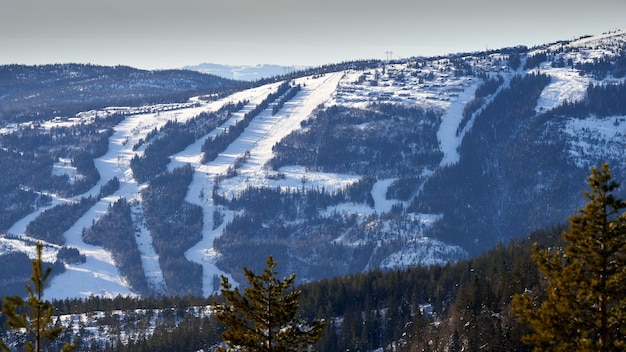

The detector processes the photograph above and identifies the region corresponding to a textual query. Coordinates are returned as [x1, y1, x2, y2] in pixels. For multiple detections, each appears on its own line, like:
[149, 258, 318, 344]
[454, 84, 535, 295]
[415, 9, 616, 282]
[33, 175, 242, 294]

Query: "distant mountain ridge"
[183, 63, 307, 81]
[0, 63, 244, 122]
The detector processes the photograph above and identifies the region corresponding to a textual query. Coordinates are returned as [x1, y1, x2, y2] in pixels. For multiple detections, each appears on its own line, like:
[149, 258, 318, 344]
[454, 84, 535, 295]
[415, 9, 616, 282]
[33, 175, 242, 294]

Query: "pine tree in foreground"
[0, 243, 75, 352]
[214, 255, 325, 352]
[512, 163, 626, 351]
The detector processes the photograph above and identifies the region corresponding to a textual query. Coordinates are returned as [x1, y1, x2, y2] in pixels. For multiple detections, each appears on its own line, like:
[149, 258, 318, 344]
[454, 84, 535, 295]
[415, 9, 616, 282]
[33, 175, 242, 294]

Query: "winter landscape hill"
[0, 30, 626, 302]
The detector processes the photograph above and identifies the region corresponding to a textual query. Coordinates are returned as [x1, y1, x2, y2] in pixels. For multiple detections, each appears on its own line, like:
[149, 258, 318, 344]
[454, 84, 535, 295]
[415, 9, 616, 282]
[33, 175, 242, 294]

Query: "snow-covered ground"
[564, 115, 626, 169]
[178, 72, 348, 295]
[3, 30, 626, 299]
[535, 67, 591, 114]
[436, 83, 479, 166]
[5, 81, 291, 299]
[3, 71, 396, 298]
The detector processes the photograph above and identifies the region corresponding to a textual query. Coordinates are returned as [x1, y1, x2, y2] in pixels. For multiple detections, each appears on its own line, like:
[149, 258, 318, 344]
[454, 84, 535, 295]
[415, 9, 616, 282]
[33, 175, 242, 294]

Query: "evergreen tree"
[214, 256, 325, 352]
[0, 243, 75, 352]
[512, 163, 626, 351]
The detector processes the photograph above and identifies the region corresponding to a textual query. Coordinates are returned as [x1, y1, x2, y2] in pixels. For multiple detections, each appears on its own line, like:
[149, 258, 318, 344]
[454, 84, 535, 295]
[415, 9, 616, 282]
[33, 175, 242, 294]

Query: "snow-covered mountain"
[182, 63, 305, 81]
[1, 30, 626, 300]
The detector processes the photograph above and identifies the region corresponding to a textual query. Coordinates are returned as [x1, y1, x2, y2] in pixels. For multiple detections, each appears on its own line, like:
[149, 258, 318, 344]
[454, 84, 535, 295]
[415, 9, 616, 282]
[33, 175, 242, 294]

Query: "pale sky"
[2, 0, 625, 70]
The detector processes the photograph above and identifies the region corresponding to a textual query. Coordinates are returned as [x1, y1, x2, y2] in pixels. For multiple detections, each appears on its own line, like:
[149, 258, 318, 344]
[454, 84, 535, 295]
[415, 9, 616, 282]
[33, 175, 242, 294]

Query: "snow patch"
[563, 115, 626, 169]
[535, 68, 591, 114]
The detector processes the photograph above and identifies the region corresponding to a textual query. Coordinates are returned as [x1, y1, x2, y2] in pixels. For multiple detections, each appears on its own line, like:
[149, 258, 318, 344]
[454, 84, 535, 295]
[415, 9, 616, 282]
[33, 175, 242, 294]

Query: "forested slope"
[0, 31, 626, 298]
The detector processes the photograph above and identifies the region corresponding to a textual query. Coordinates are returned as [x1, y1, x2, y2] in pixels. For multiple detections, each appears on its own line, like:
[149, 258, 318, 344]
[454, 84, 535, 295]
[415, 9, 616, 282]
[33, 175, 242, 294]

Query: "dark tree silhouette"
[215, 256, 325, 351]
[513, 163, 626, 351]
[1, 243, 75, 352]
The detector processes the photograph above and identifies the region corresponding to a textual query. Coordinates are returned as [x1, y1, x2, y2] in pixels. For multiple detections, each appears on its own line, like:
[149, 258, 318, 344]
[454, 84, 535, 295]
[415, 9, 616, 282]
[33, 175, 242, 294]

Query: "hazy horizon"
[3, 0, 626, 70]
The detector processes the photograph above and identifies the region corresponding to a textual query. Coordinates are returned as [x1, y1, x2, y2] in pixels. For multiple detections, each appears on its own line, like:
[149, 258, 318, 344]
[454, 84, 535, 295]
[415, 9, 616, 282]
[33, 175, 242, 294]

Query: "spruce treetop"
[215, 255, 325, 352]
[512, 163, 626, 351]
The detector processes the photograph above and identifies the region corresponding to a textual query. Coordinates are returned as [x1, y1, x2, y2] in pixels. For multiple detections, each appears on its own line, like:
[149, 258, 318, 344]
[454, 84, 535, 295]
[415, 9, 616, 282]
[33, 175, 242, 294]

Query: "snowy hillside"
[1, 30, 626, 299]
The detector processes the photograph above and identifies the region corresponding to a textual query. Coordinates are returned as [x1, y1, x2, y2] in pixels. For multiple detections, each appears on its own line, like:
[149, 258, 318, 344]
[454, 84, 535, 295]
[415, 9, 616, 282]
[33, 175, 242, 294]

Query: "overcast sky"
[2, 0, 625, 70]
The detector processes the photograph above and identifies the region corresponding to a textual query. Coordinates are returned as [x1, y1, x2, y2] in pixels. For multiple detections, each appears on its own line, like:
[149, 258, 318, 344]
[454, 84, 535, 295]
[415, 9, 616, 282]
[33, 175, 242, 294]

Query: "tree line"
[543, 81, 626, 119]
[140, 165, 203, 296]
[83, 198, 150, 295]
[4, 163, 625, 351]
[411, 72, 561, 254]
[0, 113, 125, 231]
[0, 63, 243, 124]
[268, 103, 442, 177]
[130, 101, 246, 183]
[25, 177, 120, 245]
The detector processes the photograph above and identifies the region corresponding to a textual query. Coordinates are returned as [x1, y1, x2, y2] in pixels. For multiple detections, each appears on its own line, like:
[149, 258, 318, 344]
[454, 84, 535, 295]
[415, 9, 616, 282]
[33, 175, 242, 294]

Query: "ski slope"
[4, 31, 626, 299]
[4, 74, 344, 299]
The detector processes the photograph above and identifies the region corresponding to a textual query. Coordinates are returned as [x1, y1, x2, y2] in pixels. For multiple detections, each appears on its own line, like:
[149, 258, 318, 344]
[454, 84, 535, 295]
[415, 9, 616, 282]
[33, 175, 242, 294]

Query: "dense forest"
[0, 225, 559, 351]
[0, 250, 65, 298]
[209, 100, 452, 284]
[2, 33, 626, 351]
[213, 184, 376, 282]
[0, 64, 244, 123]
[83, 198, 150, 295]
[201, 81, 294, 164]
[141, 165, 203, 296]
[129, 100, 246, 182]
[410, 73, 579, 254]
[268, 103, 442, 176]
[0, 112, 126, 232]
[25, 177, 120, 245]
